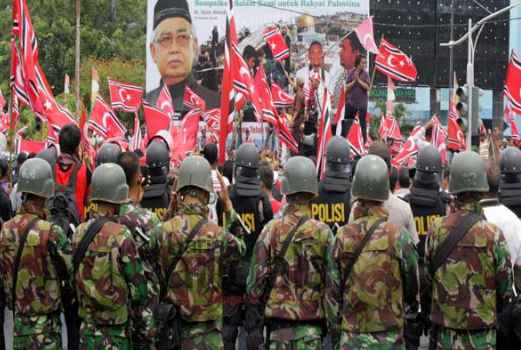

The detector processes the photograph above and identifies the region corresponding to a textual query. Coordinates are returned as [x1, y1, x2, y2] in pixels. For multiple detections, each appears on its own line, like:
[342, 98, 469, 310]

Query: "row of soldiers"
[0, 131, 519, 350]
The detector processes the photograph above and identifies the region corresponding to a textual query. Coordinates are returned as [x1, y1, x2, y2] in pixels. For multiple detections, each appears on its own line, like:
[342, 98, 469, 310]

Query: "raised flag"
[505, 51, 521, 114]
[143, 103, 171, 138]
[108, 79, 144, 113]
[130, 113, 143, 152]
[183, 85, 206, 111]
[203, 108, 221, 143]
[15, 137, 45, 154]
[347, 115, 366, 157]
[391, 136, 418, 168]
[172, 109, 201, 165]
[157, 84, 175, 119]
[333, 85, 346, 131]
[354, 16, 378, 54]
[430, 115, 447, 165]
[89, 97, 127, 139]
[271, 83, 294, 108]
[505, 102, 521, 141]
[375, 38, 417, 82]
[316, 87, 333, 175]
[379, 115, 402, 141]
[263, 25, 289, 62]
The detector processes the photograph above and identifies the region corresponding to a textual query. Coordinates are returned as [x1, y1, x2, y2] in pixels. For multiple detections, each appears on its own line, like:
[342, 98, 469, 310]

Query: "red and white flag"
[375, 38, 417, 82]
[0, 89, 5, 111]
[379, 115, 402, 141]
[316, 88, 333, 175]
[271, 83, 294, 108]
[171, 109, 201, 165]
[183, 86, 206, 112]
[347, 115, 366, 157]
[333, 85, 346, 130]
[130, 113, 143, 152]
[203, 108, 221, 143]
[505, 51, 521, 114]
[263, 25, 290, 62]
[391, 136, 418, 168]
[505, 102, 521, 141]
[15, 137, 45, 154]
[143, 103, 171, 138]
[430, 115, 448, 165]
[354, 16, 378, 54]
[108, 79, 144, 113]
[156, 84, 175, 118]
[89, 96, 127, 139]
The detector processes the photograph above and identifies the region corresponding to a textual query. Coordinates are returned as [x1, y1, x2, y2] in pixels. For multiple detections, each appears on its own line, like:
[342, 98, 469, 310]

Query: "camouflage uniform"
[150, 202, 245, 350]
[326, 205, 420, 350]
[247, 203, 334, 350]
[118, 202, 161, 342]
[0, 210, 70, 349]
[73, 214, 152, 349]
[425, 202, 513, 350]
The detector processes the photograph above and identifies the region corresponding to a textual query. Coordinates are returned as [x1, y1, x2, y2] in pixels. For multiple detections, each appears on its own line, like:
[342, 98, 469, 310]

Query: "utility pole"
[75, 0, 81, 115]
[441, 1, 521, 149]
[448, 0, 455, 94]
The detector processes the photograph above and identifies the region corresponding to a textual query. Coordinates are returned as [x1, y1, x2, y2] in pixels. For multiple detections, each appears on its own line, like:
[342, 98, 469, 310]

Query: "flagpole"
[74, 0, 81, 116]
[7, 96, 15, 188]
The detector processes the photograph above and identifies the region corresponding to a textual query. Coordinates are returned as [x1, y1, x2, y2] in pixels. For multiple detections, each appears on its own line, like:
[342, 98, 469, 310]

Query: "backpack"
[48, 163, 81, 236]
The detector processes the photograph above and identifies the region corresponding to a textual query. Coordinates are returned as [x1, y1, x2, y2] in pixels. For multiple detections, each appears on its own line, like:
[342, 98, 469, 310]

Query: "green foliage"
[0, 0, 147, 138]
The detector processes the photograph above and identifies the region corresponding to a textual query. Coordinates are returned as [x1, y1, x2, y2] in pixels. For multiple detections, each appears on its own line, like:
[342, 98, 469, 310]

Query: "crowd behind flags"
[5, 0, 521, 174]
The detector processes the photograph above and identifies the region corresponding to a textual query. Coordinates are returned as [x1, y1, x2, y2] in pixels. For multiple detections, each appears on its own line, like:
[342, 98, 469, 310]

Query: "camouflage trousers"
[180, 321, 224, 350]
[267, 324, 322, 350]
[340, 330, 405, 350]
[79, 323, 131, 350]
[430, 327, 496, 350]
[13, 314, 62, 350]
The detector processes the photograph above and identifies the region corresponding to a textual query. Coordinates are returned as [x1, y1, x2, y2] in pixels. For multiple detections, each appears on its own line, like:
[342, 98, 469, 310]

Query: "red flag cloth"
[143, 103, 171, 138]
[505, 51, 521, 114]
[15, 137, 45, 154]
[447, 102, 466, 151]
[0, 89, 5, 111]
[203, 108, 221, 144]
[354, 16, 379, 54]
[171, 109, 201, 165]
[276, 112, 299, 154]
[346, 115, 366, 157]
[156, 84, 175, 118]
[254, 65, 277, 124]
[505, 102, 521, 141]
[263, 25, 289, 62]
[333, 85, 346, 127]
[379, 115, 402, 141]
[89, 97, 127, 139]
[391, 136, 418, 168]
[108, 79, 143, 113]
[183, 85, 206, 111]
[316, 88, 333, 176]
[130, 113, 143, 152]
[271, 83, 294, 108]
[0, 113, 10, 133]
[375, 38, 417, 82]
[430, 115, 448, 165]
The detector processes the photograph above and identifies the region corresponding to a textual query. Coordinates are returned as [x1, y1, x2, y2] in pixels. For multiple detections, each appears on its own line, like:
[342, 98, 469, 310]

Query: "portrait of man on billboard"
[146, 0, 220, 120]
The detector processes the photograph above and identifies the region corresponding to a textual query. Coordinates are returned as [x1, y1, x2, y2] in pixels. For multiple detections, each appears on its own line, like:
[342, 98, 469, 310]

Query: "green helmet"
[449, 151, 489, 194]
[281, 156, 318, 196]
[90, 163, 129, 204]
[18, 158, 54, 198]
[177, 156, 213, 193]
[351, 155, 389, 202]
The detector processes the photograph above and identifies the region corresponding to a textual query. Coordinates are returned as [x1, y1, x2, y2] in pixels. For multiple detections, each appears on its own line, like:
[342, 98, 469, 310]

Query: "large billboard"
[146, 0, 370, 93]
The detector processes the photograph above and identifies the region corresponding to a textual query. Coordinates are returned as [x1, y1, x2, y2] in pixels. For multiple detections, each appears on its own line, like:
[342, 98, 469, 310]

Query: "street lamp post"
[441, 1, 521, 150]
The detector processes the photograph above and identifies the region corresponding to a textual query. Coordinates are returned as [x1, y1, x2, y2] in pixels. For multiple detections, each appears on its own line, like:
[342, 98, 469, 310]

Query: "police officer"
[0, 158, 70, 349]
[246, 156, 334, 350]
[150, 156, 244, 350]
[311, 136, 351, 233]
[404, 145, 449, 254]
[326, 155, 420, 349]
[425, 151, 513, 349]
[218, 143, 273, 350]
[499, 146, 521, 218]
[95, 142, 122, 166]
[141, 138, 171, 220]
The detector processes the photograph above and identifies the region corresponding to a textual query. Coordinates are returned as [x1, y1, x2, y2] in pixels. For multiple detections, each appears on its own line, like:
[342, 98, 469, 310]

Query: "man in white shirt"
[203, 143, 230, 223]
[481, 162, 521, 292]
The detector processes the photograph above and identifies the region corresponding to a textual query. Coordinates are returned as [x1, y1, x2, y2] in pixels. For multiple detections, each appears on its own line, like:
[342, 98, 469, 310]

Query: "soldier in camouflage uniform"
[150, 156, 245, 350]
[0, 158, 70, 349]
[325, 155, 420, 350]
[425, 151, 513, 350]
[72, 163, 152, 349]
[246, 156, 334, 350]
[117, 151, 161, 344]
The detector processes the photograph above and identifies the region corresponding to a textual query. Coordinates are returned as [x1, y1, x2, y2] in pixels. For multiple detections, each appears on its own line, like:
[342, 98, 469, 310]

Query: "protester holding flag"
[146, 0, 219, 121]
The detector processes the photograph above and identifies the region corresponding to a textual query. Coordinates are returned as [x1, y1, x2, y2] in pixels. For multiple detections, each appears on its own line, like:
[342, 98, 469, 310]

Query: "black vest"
[499, 181, 521, 218]
[141, 176, 171, 221]
[311, 177, 351, 234]
[405, 186, 448, 257]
